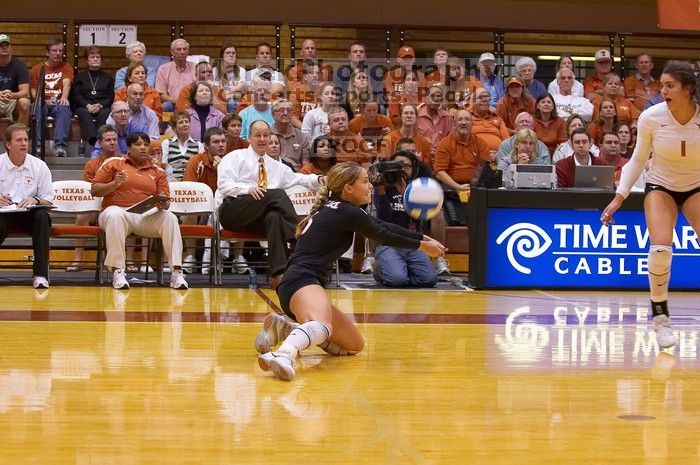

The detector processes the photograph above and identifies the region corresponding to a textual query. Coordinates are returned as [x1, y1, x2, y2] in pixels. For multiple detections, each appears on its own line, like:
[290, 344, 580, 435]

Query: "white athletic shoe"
[258, 351, 297, 380]
[435, 256, 451, 275]
[653, 315, 678, 349]
[112, 269, 129, 290]
[169, 270, 189, 290]
[182, 255, 196, 274]
[255, 312, 298, 354]
[360, 256, 375, 274]
[32, 276, 49, 289]
[233, 255, 251, 274]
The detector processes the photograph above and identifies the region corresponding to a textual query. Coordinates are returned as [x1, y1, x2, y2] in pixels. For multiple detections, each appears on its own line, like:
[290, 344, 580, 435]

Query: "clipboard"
[0, 204, 56, 213]
[126, 194, 170, 214]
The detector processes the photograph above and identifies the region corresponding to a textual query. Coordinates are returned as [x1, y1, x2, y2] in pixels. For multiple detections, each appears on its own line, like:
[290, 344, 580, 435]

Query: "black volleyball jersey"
[286, 198, 423, 283]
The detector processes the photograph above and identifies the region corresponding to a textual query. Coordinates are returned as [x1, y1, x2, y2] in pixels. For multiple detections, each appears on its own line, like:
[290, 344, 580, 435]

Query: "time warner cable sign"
[486, 208, 700, 288]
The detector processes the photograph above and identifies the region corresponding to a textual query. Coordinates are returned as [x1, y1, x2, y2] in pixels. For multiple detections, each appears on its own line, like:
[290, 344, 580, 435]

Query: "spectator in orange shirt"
[417, 83, 454, 150]
[175, 61, 227, 113]
[286, 39, 333, 88]
[387, 68, 423, 127]
[298, 135, 337, 175]
[584, 49, 615, 101]
[115, 61, 163, 121]
[591, 73, 640, 124]
[327, 107, 372, 166]
[29, 38, 73, 157]
[380, 103, 433, 166]
[623, 53, 659, 111]
[469, 87, 509, 152]
[349, 98, 393, 140]
[222, 112, 249, 153]
[67, 124, 125, 272]
[496, 76, 535, 132]
[434, 109, 491, 191]
[587, 97, 619, 146]
[532, 92, 566, 156]
[444, 56, 480, 114]
[425, 47, 449, 85]
[91, 131, 188, 290]
[288, 60, 321, 127]
[384, 45, 424, 97]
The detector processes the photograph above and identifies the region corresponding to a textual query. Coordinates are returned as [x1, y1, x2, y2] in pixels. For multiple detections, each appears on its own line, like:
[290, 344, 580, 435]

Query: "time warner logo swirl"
[486, 209, 700, 288]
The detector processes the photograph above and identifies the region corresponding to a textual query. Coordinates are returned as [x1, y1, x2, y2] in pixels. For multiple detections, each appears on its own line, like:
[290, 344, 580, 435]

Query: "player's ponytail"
[295, 185, 329, 238]
[295, 162, 364, 238]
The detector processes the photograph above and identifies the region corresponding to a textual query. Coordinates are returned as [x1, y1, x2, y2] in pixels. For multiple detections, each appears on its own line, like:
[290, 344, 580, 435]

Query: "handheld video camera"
[368, 159, 406, 186]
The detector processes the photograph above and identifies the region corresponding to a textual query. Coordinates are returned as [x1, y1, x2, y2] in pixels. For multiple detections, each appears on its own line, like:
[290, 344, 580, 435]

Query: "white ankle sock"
[277, 320, 330, 358]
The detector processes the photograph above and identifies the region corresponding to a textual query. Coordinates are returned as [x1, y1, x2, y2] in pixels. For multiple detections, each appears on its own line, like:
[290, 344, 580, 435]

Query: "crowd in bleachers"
[0, 32, 671, 289]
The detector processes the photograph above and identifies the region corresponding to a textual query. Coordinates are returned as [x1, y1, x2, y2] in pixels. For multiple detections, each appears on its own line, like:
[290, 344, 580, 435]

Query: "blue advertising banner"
[486, 208, 700, 288]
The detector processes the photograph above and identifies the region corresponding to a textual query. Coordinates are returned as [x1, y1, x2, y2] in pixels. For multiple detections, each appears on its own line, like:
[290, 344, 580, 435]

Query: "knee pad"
[648, 244, 672, 276]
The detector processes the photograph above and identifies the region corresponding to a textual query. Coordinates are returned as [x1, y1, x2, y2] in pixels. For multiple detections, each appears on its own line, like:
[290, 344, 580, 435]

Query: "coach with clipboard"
[91, 131, 188, 290]
[0, 123, 54, 289]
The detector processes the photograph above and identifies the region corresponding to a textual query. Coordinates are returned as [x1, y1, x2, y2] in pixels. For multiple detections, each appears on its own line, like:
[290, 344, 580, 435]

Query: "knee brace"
[648, 244, 672, 277]
[648, 244, 672, 302]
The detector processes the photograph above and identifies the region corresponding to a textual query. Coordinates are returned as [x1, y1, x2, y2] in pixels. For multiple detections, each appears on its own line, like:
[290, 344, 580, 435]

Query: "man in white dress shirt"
[0, 124, 54, 288]
[552, 68, 593, 122]
[217, 120, 322, 288]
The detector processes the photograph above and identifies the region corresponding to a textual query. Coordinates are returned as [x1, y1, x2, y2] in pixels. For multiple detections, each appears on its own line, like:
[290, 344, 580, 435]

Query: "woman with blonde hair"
[255, 162, 446, 381]
[500, 128, 545, 187]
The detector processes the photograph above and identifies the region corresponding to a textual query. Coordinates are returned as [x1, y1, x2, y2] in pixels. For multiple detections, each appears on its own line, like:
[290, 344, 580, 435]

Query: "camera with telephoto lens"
[369, 159, 406, 186]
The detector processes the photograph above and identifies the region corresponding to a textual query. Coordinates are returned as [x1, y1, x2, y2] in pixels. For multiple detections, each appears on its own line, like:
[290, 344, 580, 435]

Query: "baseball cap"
[0, 34, 10, 44]
[506, 76, 524, 87]
[479, 52, 496, 63]
[398, 46, 415, 58]
[594, 49, 612, 62]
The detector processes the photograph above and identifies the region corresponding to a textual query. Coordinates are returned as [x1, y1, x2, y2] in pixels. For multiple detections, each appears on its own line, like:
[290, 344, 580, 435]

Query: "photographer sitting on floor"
[370, 150, 438, 288]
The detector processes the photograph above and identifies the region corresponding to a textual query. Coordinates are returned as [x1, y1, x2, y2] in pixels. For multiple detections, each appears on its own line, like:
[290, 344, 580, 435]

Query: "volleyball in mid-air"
[403, 177, 444, 220]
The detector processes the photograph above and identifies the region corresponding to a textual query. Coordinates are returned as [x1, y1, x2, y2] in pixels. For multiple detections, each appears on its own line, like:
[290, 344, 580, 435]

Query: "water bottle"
[78, 139, 86, 157]
[248, 268, 257, 288]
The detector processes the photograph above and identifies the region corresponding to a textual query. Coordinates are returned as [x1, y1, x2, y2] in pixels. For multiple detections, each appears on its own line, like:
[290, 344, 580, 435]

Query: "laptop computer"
[574, 165, 616, 191]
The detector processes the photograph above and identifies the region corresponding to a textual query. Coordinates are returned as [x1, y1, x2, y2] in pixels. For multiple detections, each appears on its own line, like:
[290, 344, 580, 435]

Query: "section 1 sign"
[78, 25, 137, 47]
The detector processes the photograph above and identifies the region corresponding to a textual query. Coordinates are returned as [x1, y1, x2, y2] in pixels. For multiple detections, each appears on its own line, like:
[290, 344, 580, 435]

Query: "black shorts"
[275, 276, 324, 321]
[645, 183, 700, 208]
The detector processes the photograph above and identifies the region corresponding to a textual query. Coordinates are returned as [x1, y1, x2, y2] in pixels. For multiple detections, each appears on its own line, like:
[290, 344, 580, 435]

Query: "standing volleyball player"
[255, 162, 446, 381]
[601, 62, 700, 348]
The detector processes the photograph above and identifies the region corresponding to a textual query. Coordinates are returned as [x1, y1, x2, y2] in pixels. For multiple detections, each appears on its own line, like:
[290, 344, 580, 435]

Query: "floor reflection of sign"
[489, 305, 700, 373]
[78, 25, 137, 47]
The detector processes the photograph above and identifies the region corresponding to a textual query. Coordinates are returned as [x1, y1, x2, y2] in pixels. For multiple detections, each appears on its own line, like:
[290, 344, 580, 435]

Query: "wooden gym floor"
[1, 280, 699, 465]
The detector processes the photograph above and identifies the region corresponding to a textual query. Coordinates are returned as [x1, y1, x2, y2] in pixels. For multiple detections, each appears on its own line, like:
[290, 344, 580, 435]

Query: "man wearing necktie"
[217, 120, 324, 289]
